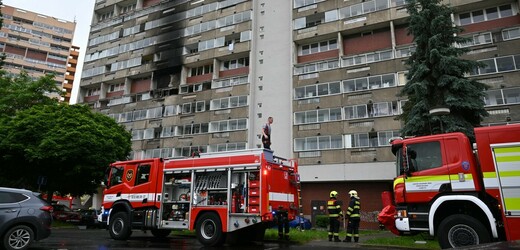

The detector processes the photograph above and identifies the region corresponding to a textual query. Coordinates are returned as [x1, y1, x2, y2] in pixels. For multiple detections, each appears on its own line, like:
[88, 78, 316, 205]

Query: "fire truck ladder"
[291, 172, 304, 231]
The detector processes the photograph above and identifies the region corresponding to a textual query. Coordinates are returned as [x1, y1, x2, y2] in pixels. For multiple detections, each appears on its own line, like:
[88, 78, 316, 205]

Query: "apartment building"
[80, 0, 520, 228]
[293, 0, 520, 227]
[79, 0, 292, 158]
[0, 5, 77, 101]
[63, 45, 80, 103]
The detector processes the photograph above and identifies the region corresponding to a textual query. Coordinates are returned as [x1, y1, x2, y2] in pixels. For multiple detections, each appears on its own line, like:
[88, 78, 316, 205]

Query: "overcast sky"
[3, 0, 95, 104]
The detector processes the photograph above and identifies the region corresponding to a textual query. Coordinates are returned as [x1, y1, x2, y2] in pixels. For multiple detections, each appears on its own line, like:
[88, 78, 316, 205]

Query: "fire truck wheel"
[151, 229, 171, 238]
[109, 212, 132, 240]
[438, 214, 490, 249]
[196, 213, 226, 247]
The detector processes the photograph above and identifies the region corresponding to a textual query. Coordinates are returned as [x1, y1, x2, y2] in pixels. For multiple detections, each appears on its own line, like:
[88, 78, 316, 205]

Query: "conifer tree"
[399, 0, 488, 141]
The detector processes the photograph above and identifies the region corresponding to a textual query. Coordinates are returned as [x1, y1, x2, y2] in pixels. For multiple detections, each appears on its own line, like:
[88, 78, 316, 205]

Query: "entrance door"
[310, 200, 327, 227]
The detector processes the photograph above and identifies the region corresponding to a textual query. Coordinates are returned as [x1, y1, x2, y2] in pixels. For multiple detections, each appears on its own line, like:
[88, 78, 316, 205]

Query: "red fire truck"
[99, 149, 300, 246]
[378, 123, 520, 248]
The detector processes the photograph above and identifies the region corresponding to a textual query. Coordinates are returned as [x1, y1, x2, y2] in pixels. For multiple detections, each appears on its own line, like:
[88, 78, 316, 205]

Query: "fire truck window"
[135, 164, 151, 186]
[407, 141, 442, 172]
[110, 167, 124, 186]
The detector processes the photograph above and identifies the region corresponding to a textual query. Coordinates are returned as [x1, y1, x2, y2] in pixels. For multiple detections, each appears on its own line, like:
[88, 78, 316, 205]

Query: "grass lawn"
[363, 233, 440, 249]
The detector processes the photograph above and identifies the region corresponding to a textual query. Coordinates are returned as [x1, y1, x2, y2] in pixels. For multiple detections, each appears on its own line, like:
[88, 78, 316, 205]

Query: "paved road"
[29, 228, 386, 250]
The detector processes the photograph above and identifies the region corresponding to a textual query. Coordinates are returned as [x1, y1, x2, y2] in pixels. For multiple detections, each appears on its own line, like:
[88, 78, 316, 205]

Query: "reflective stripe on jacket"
[346, 197, 360, 218]
[327, 198, 342, 217]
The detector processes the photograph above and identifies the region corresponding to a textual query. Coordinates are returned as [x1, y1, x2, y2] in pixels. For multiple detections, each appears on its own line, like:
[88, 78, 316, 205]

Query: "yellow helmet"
[330, 190, 338, 198]
[348, 190, 358, 198]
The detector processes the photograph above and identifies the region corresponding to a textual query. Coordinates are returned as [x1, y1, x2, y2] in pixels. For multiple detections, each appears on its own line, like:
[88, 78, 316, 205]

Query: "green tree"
[0, 71, 62, 118]
[0, 104, 131, 196]
[399, 0, 488, 141]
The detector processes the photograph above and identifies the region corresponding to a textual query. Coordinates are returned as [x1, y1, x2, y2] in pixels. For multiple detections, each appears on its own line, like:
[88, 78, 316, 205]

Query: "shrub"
[315, 215, 329, 228]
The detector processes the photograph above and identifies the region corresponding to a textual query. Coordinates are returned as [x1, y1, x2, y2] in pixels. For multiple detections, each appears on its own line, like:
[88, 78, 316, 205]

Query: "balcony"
[339, 7, 408, 34]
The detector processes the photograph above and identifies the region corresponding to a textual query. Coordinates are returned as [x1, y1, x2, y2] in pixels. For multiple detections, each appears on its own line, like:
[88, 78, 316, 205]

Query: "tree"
[0, 104, 132, 196]
[399, 0, 488, 141]
[0, 71, 62, 118]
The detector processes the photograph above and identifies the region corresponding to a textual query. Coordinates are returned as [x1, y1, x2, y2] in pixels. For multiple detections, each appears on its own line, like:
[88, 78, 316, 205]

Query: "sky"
[3, 0, 95, 104]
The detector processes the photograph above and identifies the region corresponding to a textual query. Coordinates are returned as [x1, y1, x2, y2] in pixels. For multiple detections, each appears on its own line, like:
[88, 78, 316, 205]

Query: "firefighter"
[344, 190, 361, 243]
[327, 190, 342, 242]
[275, 205, 290, 240]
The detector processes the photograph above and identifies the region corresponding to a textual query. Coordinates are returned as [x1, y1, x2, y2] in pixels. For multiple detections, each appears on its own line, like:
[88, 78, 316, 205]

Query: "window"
[211, 96, 248, 110]
[294, 135, 343, 151]
[342, 49, 394, 67]
[190, 64, 213, 76]
[406, 141, 442, 172]
[164, 105, 177, 116]
[161, 126, 174, 137]
[146, 107, 163, 119]
[86, 87, 101, 96]
[395, 45, 416, 58]
[294, 0, 325, 8]
[339, 0, 389, 19]
[212, 76, 248, 88]
[378, 131, 400, 146]
[109, 166, 124, 186]
[345, 105, 368, 120]
[295, 81, 341, 99]
[458, 4, 514, 26]
[221, 57, 249, 70]
[209, 119, 247, 133]
[135, 164, 150, 186]
[293, 59, 339, 75]
[472, 55, 520, 76]
[502, 27, 520, 40]
[484, 87, 520, 106]
[0, 192, 28, 203]
[294, 108, 342, 125]
[299, 39, 337, 56]
[458, 33, 492, 47]
[108, 83, 124, 92]
[121, 4, 136, 14]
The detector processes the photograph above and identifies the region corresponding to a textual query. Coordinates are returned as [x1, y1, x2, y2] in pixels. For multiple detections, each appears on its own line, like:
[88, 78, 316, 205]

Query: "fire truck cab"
[100, 149, 299, 246]
[379, 123, 520, 248]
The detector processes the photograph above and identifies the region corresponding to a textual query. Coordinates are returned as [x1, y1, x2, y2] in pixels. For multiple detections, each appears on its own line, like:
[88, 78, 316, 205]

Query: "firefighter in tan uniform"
[327, 190, 343, 242]
[344, 190, 361, 243]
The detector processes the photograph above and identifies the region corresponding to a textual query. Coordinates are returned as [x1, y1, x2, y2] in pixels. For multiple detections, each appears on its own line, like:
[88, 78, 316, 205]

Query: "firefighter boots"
[343, 237, 351, 242]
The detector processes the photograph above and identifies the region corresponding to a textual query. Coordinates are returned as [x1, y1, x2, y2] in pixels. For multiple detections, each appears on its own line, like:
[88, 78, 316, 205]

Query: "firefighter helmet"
[330, 190, 338, 198]
[348, 190, 358, 198]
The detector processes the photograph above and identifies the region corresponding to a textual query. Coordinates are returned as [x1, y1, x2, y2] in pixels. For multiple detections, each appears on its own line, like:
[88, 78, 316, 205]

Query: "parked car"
[289, 216, 312, 230]
[51, 204, 81, 223]
[272, 216, 312, 230]
[0, 187, 53, 250]
[77, 208, 102, 228]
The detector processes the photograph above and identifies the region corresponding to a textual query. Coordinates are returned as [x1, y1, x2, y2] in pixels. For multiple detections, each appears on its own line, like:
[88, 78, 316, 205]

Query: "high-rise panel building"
[80, 0, 520, 228]
[0, 5, 77, 101]
[79, 0, 293, 158]
[293, 0, 520, 227]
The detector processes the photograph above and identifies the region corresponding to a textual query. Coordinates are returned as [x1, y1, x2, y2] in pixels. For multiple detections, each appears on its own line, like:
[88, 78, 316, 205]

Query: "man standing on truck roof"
[261, 117, 273, 150]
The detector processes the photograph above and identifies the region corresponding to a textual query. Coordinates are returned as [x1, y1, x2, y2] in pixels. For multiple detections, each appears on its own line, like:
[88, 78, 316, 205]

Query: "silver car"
[0, 187, 53, 250]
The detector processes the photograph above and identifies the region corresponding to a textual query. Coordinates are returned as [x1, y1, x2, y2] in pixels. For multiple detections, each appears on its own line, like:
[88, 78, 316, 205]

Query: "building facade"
[293, 0, 520, 228]
[0, 5, 77, 101]
[80, 0, 520, 229]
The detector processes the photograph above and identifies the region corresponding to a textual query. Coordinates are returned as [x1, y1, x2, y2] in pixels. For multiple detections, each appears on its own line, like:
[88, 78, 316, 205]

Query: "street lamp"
[429, 107, 450, 133]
